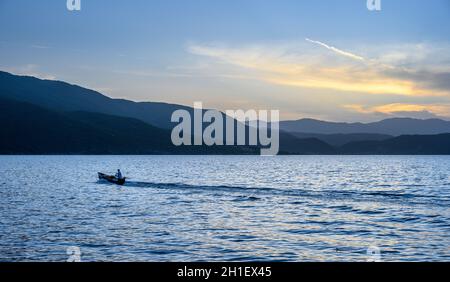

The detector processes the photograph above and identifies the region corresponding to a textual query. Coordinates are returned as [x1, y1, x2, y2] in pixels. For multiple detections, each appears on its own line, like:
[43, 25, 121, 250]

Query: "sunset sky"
[1, 0, 449, 121]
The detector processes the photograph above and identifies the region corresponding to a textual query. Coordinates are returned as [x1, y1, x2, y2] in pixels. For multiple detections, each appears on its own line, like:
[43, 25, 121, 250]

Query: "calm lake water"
[0, 155, 449, 261]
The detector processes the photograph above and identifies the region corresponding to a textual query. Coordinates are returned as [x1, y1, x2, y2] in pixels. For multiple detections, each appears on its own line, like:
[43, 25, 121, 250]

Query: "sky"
[1, 0, 449, 121]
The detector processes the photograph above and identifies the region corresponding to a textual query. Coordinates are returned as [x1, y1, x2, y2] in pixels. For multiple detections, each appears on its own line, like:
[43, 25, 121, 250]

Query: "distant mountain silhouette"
[340, 134, 450, 154]
[3, 70, 450, 136]
[0, 98, 259, 154]
[278, 133, 336, 154]
[286, 132, 393, 147]
[0, 97, 335, 155]
[2, 70, 450, 155]
[280, 118, 450, 136]
[0, 71, 338, 154]
[0, 71, 190, 130]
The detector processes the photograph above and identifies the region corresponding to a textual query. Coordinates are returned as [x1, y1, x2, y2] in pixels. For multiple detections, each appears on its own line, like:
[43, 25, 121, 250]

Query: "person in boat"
[115, 169, 123, 179]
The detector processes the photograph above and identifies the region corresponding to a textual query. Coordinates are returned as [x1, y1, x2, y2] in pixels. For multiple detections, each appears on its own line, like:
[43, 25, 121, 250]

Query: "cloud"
[344, 103, 450, 118]
[385, 68, 450, 94]
[305, 38, 365, 61]
[187, 41, 450, 97]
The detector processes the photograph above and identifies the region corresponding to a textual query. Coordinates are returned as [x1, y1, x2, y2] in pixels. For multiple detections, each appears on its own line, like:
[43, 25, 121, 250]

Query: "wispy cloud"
[187, 41, 450, 97]
[345, 103, 450, 118]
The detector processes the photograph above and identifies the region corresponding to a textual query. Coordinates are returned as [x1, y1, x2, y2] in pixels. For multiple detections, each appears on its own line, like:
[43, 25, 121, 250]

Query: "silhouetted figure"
[115, 169, 123, 179]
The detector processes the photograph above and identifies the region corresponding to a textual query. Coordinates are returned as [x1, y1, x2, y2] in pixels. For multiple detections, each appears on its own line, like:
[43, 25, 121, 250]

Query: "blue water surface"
[0, 155, 449, 261]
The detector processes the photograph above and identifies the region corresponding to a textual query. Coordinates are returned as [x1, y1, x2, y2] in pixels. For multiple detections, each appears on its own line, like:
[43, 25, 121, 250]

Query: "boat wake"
[98, 180, 450, 207]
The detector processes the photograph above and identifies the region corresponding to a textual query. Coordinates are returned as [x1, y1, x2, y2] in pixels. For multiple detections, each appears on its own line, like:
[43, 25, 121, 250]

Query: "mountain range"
[280, 118, 450, 136]
[1, 70, 450, 155]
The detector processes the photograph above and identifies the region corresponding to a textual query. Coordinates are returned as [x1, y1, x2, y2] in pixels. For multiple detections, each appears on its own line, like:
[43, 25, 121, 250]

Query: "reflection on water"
[0, 155, 449, 261]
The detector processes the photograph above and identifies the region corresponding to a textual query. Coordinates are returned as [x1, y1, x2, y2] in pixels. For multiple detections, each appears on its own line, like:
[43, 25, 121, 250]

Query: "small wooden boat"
[98, 172, 126, 185]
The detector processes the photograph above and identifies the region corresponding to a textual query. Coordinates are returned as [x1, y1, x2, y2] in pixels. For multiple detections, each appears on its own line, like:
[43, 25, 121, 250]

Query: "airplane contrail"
[305, 38, 365, 61]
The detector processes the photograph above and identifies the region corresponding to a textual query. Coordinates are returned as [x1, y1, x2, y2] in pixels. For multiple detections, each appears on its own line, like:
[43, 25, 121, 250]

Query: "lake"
[0, 155, 449, 261]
